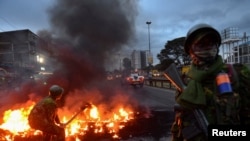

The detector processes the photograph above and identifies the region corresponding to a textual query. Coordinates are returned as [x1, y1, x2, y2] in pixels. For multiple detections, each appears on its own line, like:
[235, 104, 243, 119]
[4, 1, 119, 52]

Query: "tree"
[157, 37, 191, 67]
[155, 59, 174, 71]
[122, 57, 132, 71]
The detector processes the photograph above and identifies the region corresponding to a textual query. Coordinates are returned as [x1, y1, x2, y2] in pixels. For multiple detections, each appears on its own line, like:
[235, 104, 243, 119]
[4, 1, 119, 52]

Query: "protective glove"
[80, 102, 92, 110]
[85, 102, 92, 108]
[59, 123, 67, 128]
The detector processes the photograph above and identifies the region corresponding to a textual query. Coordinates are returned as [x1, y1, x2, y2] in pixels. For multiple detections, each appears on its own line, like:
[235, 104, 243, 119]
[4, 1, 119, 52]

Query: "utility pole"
[146, 21, 151, 53]
[146, 21, 153, 66]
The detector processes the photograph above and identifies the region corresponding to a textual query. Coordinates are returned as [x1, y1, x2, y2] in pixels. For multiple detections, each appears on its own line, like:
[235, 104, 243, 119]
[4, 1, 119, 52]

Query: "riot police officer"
[171, 23, 242, 141]
[28, 85, 66, 141]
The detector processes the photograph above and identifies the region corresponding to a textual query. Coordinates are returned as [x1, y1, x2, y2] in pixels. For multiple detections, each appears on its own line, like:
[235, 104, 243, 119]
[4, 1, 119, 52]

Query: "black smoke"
[39, 0, 138, 87]
[35, 0, 139, 105]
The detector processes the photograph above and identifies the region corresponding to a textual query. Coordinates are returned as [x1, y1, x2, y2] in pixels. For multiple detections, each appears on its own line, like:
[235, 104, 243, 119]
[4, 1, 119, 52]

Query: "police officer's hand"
[80, 102, 92, 110]
[84, 102, 92, 108]
[59, 123, 67, 128]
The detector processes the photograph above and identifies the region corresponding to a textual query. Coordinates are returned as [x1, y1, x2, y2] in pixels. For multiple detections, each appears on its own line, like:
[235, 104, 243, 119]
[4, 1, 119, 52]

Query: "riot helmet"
[49, 85, 64, 100]
[184, 23, 221, 65]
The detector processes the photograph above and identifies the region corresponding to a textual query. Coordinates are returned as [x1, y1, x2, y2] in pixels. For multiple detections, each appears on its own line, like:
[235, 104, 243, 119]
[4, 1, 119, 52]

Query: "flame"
[0, 101, 135, 140]
[89, 106, 99, 119]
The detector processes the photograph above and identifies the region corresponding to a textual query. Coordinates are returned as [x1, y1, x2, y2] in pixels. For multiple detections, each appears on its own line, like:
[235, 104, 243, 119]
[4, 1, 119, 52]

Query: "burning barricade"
[0, 86, 174, 141]
[0, 100, 136, 141]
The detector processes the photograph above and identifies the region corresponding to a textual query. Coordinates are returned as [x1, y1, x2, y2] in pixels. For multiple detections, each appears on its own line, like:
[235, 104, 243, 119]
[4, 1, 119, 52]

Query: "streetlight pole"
[146, 21, 153, 67]
[146, 21, 151, 53]
[119, 53, 121, 71]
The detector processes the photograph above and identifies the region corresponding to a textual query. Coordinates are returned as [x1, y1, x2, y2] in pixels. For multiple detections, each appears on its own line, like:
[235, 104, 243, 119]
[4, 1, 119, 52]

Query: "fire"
[89, 106, 99, 119]
[0, 101, 135, 140]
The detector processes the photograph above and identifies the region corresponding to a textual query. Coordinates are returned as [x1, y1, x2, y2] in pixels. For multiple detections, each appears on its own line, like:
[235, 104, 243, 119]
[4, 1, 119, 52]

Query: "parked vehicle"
[0, 67, 17, 88]
[106, 74, 114, 80]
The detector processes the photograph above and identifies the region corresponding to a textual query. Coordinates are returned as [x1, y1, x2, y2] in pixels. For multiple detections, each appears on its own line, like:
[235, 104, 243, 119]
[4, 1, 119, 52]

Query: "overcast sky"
[1, 0, 250, 66]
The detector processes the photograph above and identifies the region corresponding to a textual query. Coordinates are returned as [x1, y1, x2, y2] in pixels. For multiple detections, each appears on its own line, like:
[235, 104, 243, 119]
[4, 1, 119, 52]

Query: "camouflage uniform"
[28, 96, 65, 141]
[171, 56, 243, 140]
[233, 63, 250, 124]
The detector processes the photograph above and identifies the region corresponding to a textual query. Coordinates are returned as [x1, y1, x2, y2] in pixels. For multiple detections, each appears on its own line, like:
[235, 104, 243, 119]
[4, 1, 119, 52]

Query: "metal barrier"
[144, 78, 174, 89]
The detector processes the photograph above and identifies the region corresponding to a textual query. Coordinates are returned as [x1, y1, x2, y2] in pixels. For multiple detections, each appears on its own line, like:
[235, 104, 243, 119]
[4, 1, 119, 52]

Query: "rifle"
[163, 63, 208, 137]
[63, 103, 92, 127]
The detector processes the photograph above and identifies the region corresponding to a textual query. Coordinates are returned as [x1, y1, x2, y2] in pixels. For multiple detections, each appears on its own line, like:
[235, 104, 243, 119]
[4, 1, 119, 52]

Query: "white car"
[124, 73, 144, 88]
[106, 74, 114, 80]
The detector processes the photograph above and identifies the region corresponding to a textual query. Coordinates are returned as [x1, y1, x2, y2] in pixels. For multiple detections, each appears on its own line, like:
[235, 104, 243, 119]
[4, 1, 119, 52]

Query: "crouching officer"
[28, 85, 66, 141]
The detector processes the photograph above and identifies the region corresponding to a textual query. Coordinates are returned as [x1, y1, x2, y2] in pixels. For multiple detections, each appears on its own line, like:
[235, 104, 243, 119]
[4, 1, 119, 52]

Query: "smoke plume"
[36, 0, 138, 105]
[39, 0, 138, 86]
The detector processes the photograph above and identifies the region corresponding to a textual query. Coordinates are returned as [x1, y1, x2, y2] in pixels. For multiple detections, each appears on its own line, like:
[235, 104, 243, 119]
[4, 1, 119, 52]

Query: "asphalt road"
[118, 84, 176, 141]
[127, 85, 176, 110]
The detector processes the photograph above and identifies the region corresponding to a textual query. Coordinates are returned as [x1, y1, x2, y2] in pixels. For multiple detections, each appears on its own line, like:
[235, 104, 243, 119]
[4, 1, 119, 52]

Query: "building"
[0, 29, 49, 83]
[220, 27, 250, 68]
[238, 40, 250, 65]
[131, 50, 149, 70]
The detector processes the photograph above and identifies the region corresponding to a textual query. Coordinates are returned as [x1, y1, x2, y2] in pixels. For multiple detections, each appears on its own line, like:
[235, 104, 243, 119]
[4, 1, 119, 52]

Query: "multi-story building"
[131, 50, 149, 70]
[220, 27, 250, 68]
[0, 29, 49, 84]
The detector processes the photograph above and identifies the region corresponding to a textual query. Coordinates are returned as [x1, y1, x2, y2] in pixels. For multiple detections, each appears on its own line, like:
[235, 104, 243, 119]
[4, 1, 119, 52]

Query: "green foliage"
[157, 59, 174, 71]
[156, 36, 191, 68]
[122, 57, 132, 71]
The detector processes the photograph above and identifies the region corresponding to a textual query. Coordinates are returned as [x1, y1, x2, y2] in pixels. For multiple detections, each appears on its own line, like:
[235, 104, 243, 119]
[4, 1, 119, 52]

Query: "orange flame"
[0, 101, 135, 140]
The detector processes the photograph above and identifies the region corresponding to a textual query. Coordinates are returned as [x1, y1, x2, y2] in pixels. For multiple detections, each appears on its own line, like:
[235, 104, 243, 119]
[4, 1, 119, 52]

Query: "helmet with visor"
[184, 23, 221, 64]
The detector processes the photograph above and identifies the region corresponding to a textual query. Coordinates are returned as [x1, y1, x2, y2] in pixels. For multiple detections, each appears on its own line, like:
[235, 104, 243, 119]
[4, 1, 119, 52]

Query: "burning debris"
[0, 98, 173, 141]
[0, 99, 133, 140]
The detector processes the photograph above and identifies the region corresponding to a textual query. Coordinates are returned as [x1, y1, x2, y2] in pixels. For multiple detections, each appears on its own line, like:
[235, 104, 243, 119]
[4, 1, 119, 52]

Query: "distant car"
[106, 74, 114, 80]
[0, 68, 17, 87]
[122, 73, 144, 88]
[153, 72, 160, 77]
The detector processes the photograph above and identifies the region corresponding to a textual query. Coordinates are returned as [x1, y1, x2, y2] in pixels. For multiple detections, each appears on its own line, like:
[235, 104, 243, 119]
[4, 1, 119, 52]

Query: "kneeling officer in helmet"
[28, 85, 66, 141]
[171, 23, 244, 141]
